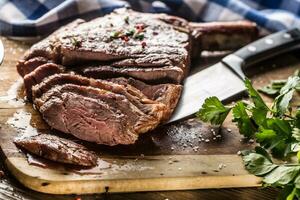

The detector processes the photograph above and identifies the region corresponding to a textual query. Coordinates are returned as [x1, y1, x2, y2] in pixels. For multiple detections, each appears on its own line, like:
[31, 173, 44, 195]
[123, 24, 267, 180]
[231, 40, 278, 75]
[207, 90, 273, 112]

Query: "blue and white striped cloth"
[1, 0, 300, 37]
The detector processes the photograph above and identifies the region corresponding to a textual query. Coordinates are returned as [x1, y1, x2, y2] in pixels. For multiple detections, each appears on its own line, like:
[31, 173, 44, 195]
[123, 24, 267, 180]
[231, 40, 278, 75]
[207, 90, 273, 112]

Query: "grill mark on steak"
[35, 84, 161, 134]
[14, 134, 98, 166]
[39, 92, 138, 145]
[24, 63, 64, 101]
[82, 65, 184, 84]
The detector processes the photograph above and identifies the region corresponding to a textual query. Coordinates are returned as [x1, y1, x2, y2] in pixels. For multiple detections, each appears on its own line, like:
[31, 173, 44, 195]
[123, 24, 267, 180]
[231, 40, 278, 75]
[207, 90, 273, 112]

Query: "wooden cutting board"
[2, 36, 295, 195]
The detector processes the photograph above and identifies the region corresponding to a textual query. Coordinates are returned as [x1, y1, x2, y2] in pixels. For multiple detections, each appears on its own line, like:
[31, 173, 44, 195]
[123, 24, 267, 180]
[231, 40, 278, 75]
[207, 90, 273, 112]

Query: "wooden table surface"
[0, 37, 300, 199]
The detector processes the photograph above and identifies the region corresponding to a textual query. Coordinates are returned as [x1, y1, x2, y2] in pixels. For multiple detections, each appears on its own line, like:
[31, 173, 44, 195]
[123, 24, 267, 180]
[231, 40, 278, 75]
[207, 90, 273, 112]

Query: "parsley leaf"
[273, 76, 300, 117]
[258, 70, 300, 96]
[242, 151, 300, 198]
[242, 151, 277, 176]
[197, 70, 300, 199]
[258, 80, 287, 96]
[264, 165, 300, 185]
[245, 78, 269, 125]
[232, 101, 257, 137]
[196, 96, 231, 125]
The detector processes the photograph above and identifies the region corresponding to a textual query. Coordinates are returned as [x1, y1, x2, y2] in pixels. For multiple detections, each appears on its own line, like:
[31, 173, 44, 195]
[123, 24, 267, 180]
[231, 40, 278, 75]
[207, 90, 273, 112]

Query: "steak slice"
[32, 73, 166, 120]
[35, 84, 162, 134]
[24, 63, 64, 100]
[82, 65, 184, 83]
[110, 77, 182, 121]
[14, 134, 97, 166]
[17, 57, 49, 77]
[39, 92, 138, 145]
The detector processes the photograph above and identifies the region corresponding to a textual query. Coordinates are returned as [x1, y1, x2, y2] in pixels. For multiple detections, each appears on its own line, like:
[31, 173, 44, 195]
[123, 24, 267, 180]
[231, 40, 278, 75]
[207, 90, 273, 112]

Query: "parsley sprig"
[196, 71, 300, 199]
[258, 70, 300, 96]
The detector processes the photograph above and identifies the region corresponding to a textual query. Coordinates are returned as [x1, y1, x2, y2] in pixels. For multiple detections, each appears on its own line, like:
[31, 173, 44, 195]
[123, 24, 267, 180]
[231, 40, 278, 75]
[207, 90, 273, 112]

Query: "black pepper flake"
[141, 41, 147, 48]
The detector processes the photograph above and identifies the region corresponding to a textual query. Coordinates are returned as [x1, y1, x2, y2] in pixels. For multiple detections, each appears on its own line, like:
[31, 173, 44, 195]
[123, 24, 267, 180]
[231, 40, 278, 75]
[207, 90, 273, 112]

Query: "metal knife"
[168, 28, 300, 123]
[0, 39, 3, 65]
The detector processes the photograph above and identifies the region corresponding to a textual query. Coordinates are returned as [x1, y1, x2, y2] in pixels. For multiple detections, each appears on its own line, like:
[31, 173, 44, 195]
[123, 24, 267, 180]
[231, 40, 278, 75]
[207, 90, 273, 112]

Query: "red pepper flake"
[141, 41, 147, 48]
[135, 23, 145, 32]
[122, 36, 129, 42]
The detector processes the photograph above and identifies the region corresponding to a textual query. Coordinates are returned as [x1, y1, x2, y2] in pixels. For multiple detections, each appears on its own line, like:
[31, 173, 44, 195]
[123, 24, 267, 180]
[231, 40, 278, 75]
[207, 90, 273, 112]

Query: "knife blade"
[168, 28, 300, 123]
[0, 39, 4, 65]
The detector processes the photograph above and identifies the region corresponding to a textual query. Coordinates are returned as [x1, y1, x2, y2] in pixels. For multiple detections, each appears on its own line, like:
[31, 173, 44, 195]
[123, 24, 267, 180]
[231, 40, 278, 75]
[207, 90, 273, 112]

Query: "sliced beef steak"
[32, 73, 167, 119]
[17, 57, 49, 77]
[39, 92, 138, 145]
[24, 63, 64, 100]
[82, 65, 184, 83]
[16, 8, 258, 147]
[35, 84, 163, 135]
[110, 77, 182, 121]
[14, 134, 97, 166]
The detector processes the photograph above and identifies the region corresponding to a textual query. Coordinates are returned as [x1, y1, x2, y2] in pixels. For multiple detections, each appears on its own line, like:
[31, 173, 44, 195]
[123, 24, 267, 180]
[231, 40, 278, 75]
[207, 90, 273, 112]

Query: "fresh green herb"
[110, 31, 122, 39]
[258, 70, 300, 96]
[124, 16, 129, 24]
[196, 96, 231, 125]
[70, 37, 81, 48]
[134, 33, 144, 40]
[273, 75, 300, 117]
[196, 71, 300, 199]
[125, 29, 135, 36]
[232, 101, 257, 137]
[242, 149, 300, 200]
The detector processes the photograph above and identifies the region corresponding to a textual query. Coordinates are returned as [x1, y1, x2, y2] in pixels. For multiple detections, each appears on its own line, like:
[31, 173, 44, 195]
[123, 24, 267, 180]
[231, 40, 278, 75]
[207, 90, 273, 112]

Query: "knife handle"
[222, 28, 300, 79]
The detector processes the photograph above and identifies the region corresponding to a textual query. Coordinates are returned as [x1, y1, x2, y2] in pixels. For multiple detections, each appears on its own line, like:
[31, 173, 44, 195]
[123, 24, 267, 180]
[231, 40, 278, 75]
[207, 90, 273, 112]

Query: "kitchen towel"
[1, 0, 300, 37]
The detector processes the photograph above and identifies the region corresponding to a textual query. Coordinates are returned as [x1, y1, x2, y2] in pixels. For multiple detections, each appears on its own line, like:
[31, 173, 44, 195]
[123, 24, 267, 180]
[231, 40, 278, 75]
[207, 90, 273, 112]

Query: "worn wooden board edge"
[5, 156, 261, 194]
